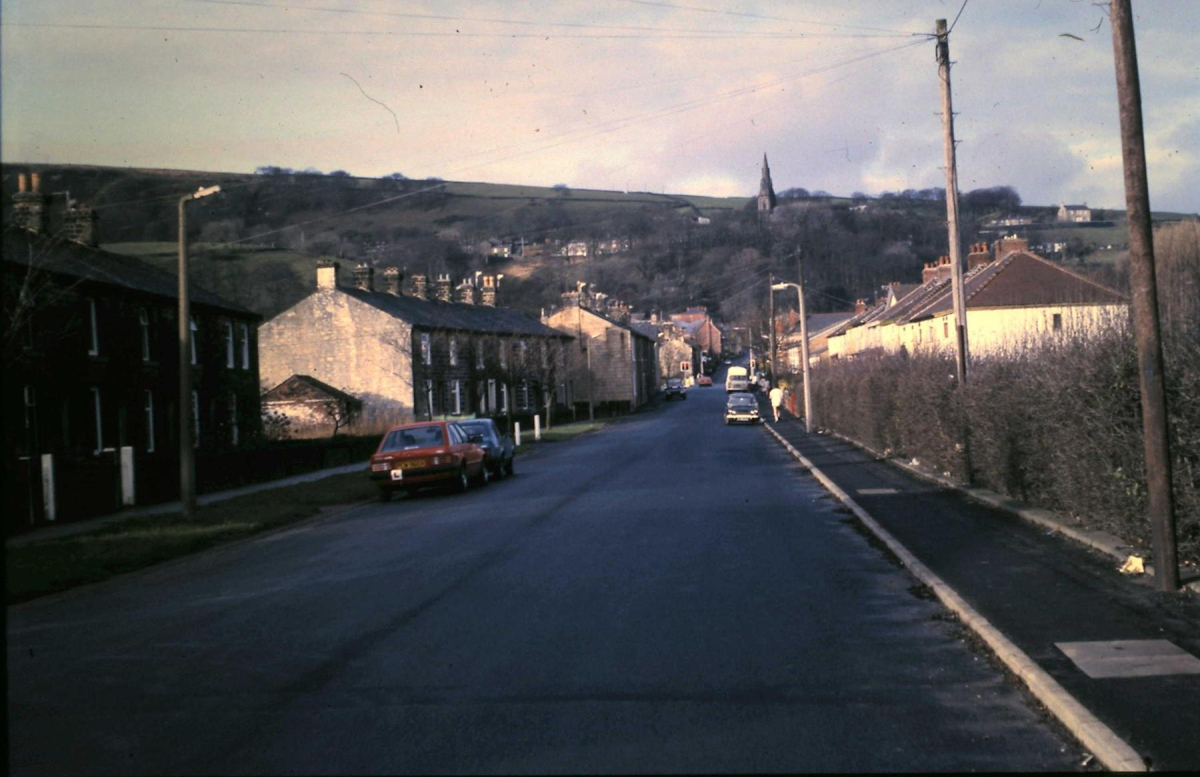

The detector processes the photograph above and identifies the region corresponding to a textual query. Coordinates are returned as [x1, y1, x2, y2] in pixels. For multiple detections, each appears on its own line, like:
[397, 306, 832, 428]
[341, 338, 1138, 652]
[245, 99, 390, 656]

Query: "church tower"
[757, 153, 777, 218]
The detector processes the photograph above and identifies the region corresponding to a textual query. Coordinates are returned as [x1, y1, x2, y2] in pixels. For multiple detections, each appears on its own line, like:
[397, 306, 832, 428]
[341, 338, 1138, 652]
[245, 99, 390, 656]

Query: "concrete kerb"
[816, 427, 1200, 593]
[763, 422, 1147, 773]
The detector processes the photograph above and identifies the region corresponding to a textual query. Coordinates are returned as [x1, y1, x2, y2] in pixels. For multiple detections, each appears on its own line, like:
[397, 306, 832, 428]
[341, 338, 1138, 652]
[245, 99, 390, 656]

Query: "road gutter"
[764, 422, 1147, 773]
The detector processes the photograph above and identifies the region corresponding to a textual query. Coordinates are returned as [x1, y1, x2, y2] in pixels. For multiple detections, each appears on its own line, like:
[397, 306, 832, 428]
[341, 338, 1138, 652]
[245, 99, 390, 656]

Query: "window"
[451, 380, 462, 415]
[1052, 313, 1063, 332]
[225, 322, 235, 368]
[517, 381, 531, 410]
[487, 379, 497, 413]
[192, 390, 200, 447]
[87, 298, 99, 356]
[421, 333, 431, 365]
[240, 323, 251, 369]
[449, 336, 458, 366]
[499, 382, 509, 413]
[91, 387, 103, 453]
[499, 342, 507, 369]
[476, 341, 485, 369]
[943, 320, 949, 339]
[190, 317, 198, 365]
[478, 380, 488, 414]
[144, 390, 155, 453]
[139, 308, 151, 361]
[229, 393, 239, 446]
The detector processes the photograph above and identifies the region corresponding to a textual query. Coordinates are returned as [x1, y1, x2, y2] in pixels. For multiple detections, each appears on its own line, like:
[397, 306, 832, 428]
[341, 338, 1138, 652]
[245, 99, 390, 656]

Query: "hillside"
[4, 163, 1193, 328]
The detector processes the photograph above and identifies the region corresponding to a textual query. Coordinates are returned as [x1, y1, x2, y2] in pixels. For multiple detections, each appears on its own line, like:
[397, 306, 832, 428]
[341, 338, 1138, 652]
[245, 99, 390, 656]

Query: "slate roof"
[3, 230, 257, 317]
[340, 286, 570, 338]
[906, 251, 1125, 321]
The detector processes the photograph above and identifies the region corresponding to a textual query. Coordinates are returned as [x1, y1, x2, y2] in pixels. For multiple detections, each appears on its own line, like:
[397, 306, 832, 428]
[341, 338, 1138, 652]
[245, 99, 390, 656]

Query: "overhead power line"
[185, 0, 921, 39]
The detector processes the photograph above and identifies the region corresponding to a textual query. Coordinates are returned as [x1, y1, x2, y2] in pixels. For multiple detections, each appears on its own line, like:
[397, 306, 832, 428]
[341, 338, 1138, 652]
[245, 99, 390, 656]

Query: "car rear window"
[459, 421, 496, 442]
[381, 425, 445, 452]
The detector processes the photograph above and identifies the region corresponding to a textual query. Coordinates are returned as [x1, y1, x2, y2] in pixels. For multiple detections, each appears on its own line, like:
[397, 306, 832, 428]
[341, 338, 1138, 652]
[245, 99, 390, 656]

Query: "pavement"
[5, 461, 366, 548]
[764, 408, 1200, 772]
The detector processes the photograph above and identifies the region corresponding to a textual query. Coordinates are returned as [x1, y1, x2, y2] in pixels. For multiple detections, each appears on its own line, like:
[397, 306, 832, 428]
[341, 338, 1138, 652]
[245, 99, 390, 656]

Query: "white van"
[725, 366, 749, 393]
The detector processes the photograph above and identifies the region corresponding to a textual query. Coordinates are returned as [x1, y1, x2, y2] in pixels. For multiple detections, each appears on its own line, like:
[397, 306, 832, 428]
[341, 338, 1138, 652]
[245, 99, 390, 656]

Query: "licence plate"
[398, 459, 426, 470]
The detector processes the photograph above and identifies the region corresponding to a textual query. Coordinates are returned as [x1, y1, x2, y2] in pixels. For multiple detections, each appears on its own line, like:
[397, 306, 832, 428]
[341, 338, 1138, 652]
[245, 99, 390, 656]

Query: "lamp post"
[773, 276, 813, 433]
[178, 185, 220, 521]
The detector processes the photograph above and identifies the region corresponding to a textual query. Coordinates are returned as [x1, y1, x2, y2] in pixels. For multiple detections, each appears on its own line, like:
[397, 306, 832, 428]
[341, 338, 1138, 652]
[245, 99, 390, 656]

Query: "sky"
[2, 0, 1197, 212]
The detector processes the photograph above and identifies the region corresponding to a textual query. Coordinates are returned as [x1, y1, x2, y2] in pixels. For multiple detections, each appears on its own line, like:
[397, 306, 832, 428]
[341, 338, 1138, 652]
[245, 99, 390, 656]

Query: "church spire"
[758, 153, 776, 217]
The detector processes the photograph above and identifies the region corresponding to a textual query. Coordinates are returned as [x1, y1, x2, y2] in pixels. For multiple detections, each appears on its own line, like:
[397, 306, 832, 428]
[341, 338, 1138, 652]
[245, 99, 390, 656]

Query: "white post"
[515, 422, 522, 447]
[534, 414, 541, 441]
[120, 446, 136, 506]
[40, 453, 56, 522]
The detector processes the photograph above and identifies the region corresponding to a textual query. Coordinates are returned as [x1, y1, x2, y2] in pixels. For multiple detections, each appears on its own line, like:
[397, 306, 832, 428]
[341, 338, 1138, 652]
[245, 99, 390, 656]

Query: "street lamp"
[772, 277, 813, 433]
[179, 185, 220, 521]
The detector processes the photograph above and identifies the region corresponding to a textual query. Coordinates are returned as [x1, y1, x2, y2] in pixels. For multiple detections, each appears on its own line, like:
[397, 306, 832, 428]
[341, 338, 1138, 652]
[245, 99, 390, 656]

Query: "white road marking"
[857, 488, 899, 495]
[1056, 640, 1200, 678]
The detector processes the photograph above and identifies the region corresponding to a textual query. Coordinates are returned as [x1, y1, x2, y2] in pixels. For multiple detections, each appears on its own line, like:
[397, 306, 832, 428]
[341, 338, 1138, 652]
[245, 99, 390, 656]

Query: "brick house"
[543, 287, 658, 413]
[258, 264, 572, 431]
[670, 306, 723, 361]
[3, 173, 262, 533]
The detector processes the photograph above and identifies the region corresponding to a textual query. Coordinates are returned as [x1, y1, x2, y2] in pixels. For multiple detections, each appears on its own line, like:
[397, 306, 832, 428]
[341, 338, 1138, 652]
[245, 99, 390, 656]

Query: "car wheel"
[378, 487, 393, 503]
[453, 466, 469, 493]
[478, 462, 490, 486]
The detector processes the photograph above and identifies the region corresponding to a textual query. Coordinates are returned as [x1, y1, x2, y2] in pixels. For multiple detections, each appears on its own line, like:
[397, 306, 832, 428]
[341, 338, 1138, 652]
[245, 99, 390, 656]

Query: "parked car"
[725, 392, 760, 425]
[369, 421, 488, 501]
[457, 418, 515, 479]
[696, 374, 713, 387]
[664, 377, 687, 401]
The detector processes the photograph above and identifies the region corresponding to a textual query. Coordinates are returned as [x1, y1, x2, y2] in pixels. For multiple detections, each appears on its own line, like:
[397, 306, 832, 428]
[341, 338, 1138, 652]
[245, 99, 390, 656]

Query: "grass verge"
[6, 472, 376, 605]
[514, 418, 618, 452]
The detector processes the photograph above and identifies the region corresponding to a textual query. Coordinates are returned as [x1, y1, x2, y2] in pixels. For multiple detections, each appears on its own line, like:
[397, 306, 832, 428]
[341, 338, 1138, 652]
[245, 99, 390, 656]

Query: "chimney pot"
[30, 172, 41, 192]
[434, 274, 452, 302]
[481, 274, 498, 306]
[18, 174, 27, 193]
[457, 279, 476, 304]
[412, 274, 428, 300]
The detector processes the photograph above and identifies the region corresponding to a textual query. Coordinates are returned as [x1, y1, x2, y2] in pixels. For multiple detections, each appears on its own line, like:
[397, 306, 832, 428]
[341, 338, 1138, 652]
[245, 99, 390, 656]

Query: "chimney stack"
[63, 206, 99, 247]
[12, 170, 50, 235]
[316, 259, 340, 290]
[993, 235, 1029, 262]
[353, 263, 375, 292]
[457, 279, 476, 304]
[412, 274, 428, 300]
[481, 275, 498, 306]
[966, 242, 991, 271]
[383, 266, 403, 296]
[434, 274, 452, 302]
[855, 299, 868, 315]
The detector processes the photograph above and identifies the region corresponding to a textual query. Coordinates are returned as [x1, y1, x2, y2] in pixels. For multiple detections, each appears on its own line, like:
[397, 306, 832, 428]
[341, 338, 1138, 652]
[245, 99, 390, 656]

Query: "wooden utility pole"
[936, 18, 969, 384]
[768, 272, 777, 380]
[1110, 0, 1179, 591]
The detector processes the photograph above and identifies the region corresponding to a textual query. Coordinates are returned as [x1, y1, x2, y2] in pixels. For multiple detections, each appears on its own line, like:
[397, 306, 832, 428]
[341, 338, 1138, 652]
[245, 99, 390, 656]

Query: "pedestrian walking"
[769, 385, 783, 422]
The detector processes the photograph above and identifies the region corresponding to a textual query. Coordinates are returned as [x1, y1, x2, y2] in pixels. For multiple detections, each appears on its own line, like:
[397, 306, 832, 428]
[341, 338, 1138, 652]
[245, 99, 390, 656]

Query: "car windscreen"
[728, 396, 757, 408]
[380, 425, 445, 452]
[458, 421, 497, 443]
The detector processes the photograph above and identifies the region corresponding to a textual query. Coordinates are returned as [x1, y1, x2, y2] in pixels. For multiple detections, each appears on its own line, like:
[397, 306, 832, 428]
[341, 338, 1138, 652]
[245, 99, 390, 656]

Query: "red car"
[696, 374, 713, 386]
[369, 421, 488, 501]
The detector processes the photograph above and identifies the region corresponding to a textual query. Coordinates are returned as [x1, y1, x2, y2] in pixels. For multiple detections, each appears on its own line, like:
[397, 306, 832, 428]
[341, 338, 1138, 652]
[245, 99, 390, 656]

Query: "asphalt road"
[7, 382, 1082, 774]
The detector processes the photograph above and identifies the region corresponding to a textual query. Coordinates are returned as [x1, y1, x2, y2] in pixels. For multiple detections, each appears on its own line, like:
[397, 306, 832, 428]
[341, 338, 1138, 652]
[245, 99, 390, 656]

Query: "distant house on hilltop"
[1057, 203, 1092, 223]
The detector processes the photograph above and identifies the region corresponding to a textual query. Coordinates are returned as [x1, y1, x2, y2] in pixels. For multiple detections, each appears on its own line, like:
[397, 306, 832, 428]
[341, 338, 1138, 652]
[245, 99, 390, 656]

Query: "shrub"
[810, 323, 1199, 567]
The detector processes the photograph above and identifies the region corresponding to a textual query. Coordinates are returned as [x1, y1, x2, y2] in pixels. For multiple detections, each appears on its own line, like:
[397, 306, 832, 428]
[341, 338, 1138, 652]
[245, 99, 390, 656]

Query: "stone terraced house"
[259, 263, 572, 431]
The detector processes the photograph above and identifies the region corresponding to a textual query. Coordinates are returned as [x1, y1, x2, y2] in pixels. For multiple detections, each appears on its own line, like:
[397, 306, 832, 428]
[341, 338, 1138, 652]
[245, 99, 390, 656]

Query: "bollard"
[534, 414, 541, 441]
[41, 454, 56, 522]
[120, 446, 136, 506]
[515, 422, 521, 447]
